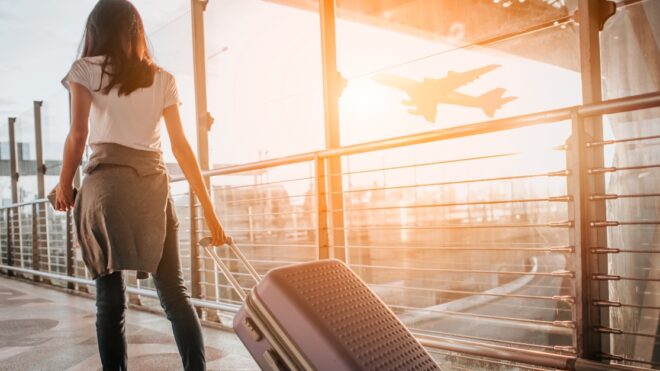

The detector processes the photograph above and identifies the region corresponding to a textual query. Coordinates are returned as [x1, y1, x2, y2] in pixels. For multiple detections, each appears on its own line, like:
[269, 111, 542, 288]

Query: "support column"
[8, 118, 18, 204]
[33, 101, 46, 283]
[576, 0, 616, 361]
[319, 0, 347, 262]
[7, 118, 21, 279]
[191, 0, 221, 322]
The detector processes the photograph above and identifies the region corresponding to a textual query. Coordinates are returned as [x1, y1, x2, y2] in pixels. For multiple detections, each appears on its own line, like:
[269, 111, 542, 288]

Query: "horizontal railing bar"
[225, 227, 315, 233]
[0, 198, 48, 210]
[590, 220, 660, 227]
[591, 247, 660, 254]
[418, 334, 574, 369]
[371, 282, 572, 302]
[332, 171, 567, 196]
[212, 175, 315, 191]
[594, 326, 660, 338]
[181, 152, 316, 181]
[219, 210, 317, 218]
[413, 327, 568, 352]
[592, 274, 660, 282]
[223, 242, 317, 248]
[390, 303, 566, 327]
[590, 193, 660, 200]
[577, 91, 660, 118]
[345, 244, 574, 252]
[593, 300, 660, 310]
[336, 221, 573, 230]
[218, 193, 309, 205]
[329, 147, 565, 178]
[587, 134, 660, 147]
[598, 352, 660, 368]
[589, 164, 660, 174]
[337, 197, 570, 212]
[350, 263, 573, 277]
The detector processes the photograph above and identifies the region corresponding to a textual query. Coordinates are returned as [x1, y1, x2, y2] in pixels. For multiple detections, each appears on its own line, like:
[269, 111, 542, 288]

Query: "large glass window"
[334, 0, 581, 145]
[204, 0, 325, 165]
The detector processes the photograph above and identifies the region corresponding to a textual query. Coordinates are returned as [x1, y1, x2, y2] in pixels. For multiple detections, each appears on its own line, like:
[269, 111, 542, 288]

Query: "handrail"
[167, 91, 660, 180]
[0, 198, 48, 210]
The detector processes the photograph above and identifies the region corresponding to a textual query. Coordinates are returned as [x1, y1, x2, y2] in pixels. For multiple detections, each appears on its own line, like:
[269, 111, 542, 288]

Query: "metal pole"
[65, 210, 76, 290]
[190, 0, 212, 181]
[31, 203, 41, 282]
[576, 0, 616, 361]
[33, 101, 47, 283]
[5, 209, 14, 277]
[319, 0, 347, 262]
[8, 117, 18, 204]
[67, 93, 82, 189]
[567, 111, 596, 358]
[33, 101, 45, 199]
[315, 156, 330, 259]
[189, 185, 203, 318]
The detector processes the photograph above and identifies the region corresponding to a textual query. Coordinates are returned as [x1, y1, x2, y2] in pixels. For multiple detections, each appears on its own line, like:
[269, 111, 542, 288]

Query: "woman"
[54, 1, 226, 370]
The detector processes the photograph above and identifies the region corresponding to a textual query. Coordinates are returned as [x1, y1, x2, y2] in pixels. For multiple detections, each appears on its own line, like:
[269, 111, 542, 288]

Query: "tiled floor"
[0, 275, 258, 370]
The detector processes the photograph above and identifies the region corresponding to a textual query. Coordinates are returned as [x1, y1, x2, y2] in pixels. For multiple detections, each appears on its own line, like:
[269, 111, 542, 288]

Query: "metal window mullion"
[576, 0, 615, 361]
[319, 0, 346, 262]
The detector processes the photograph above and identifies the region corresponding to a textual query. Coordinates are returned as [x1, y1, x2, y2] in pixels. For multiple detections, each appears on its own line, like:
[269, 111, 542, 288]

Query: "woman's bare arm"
[56, 82, 91, 211]
[163, 104, 227, 245]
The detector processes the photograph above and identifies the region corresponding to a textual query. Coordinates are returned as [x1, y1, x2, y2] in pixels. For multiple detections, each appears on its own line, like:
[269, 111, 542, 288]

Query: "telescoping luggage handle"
[199, 236, 261, 302]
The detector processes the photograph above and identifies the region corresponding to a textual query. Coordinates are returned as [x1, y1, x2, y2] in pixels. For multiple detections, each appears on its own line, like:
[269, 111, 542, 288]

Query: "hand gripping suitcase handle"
[199, 236, 261, 302]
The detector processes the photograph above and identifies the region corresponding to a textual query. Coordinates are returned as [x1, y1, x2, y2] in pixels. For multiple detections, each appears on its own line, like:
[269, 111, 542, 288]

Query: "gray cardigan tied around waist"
[73, 142, 176, 280]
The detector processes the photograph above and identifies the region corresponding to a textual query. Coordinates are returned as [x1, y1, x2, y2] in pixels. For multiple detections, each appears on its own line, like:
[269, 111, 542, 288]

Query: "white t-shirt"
[61, 55, 181, 153]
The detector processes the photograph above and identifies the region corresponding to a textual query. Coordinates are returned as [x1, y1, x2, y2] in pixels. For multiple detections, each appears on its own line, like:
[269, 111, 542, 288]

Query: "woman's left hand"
[55, 183, 75, 211]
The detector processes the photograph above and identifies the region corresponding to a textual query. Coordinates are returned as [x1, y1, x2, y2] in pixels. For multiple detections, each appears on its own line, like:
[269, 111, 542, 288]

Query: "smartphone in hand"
[47, 185, 78, 210]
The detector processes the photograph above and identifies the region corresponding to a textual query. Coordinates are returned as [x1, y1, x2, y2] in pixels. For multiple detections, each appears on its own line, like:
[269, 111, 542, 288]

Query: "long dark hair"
[79, 0, 159, 96]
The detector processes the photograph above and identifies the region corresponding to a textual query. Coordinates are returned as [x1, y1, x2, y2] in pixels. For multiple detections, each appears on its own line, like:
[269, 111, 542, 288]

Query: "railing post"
[319, 0, 347, 262]
[31, 203, 41, 282]
[7, 118, 22, 279]
[6, 209, 14, 277]
[65, 210, 76, 290]
[575, 0, 616, 361]
[315, 156, 330, 260]
[189, 186, 203, 318]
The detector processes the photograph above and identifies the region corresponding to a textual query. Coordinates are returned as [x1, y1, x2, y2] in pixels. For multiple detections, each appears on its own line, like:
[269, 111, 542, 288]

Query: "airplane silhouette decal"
[372, 64, 516, 123]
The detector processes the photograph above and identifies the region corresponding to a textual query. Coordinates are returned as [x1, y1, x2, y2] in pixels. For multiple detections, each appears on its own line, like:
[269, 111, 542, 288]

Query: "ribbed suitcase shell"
[233, 259, 440, 371]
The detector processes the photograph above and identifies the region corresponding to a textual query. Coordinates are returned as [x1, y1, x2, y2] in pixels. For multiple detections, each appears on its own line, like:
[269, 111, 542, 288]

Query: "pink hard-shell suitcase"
[201, 237, 440, 371]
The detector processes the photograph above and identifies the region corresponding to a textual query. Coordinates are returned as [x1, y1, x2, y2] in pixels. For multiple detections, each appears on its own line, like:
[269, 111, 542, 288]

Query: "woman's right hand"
[203, 206, 230, 246]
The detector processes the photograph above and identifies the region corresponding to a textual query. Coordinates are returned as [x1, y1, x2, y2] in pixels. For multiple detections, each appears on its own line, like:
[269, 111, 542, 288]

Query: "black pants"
[94, 199, 206, 371]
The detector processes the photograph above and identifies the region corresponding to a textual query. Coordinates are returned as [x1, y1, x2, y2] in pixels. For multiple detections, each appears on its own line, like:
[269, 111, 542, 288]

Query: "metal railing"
[1, 91, 658, 370]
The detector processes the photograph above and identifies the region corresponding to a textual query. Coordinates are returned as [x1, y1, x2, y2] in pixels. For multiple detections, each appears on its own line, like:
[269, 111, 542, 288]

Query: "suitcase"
[201, 237, 440, 371]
